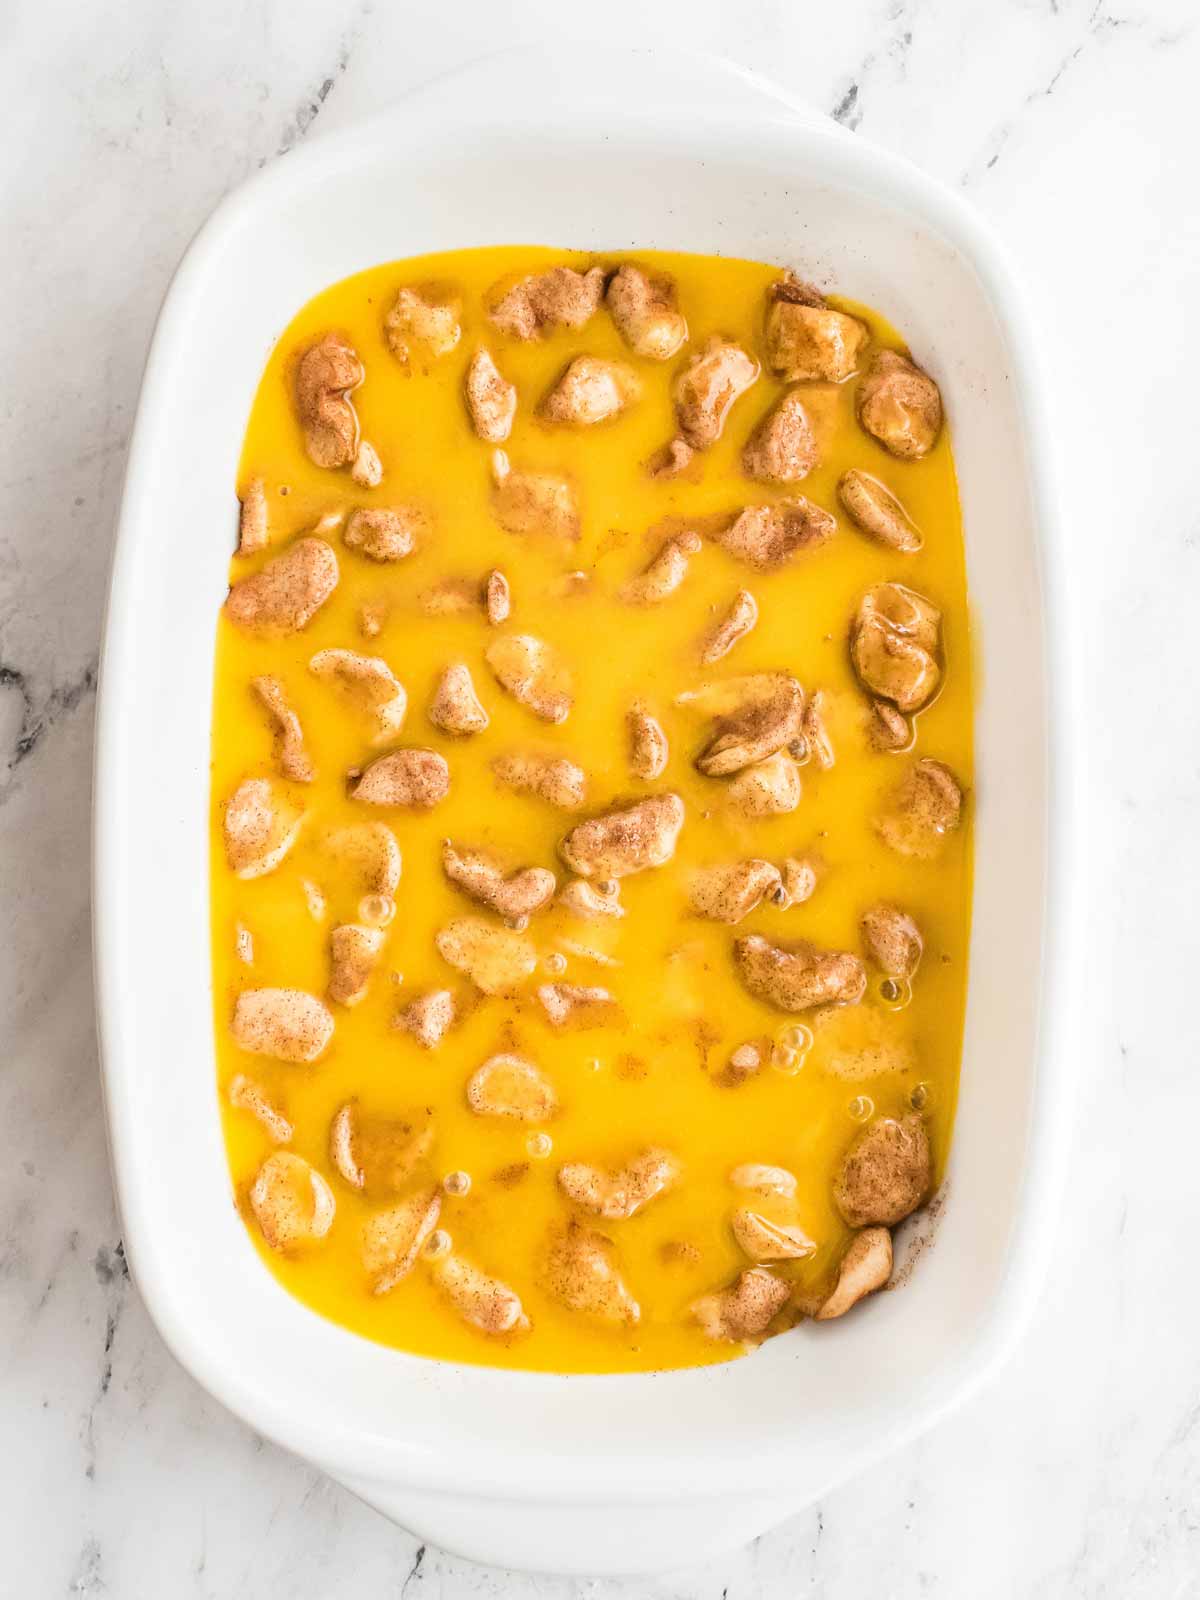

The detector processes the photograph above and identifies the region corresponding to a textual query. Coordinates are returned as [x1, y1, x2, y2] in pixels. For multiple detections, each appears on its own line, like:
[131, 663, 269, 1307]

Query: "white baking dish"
[94, 46, 1075, 1576]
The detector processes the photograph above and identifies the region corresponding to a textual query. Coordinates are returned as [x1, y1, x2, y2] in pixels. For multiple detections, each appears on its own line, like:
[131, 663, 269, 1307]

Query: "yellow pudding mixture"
[210, 245, 972, 1373]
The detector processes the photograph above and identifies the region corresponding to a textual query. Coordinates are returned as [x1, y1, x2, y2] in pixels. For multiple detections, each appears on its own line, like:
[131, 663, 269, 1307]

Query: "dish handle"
[432, 44, 838, 140]
[334, 1470, 802, 1577]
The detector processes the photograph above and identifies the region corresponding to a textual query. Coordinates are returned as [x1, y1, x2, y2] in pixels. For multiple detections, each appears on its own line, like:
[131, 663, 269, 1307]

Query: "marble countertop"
[3, 0, 1197, 1594]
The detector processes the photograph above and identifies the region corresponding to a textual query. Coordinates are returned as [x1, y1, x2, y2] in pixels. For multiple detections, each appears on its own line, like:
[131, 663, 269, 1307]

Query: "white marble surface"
[2, 0, 1198, 1593]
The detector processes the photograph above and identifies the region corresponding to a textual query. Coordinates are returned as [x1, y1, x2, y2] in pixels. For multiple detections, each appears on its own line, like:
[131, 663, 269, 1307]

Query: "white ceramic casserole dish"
[93, 46, 1075, 1577]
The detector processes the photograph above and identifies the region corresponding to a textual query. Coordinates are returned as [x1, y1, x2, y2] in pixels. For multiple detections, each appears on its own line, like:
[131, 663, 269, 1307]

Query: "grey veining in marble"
[3, 0, 1200, 1594]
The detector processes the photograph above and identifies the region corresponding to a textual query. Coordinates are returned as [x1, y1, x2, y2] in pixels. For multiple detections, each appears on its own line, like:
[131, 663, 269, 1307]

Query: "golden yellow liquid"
[210, 246, 972, 1373]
